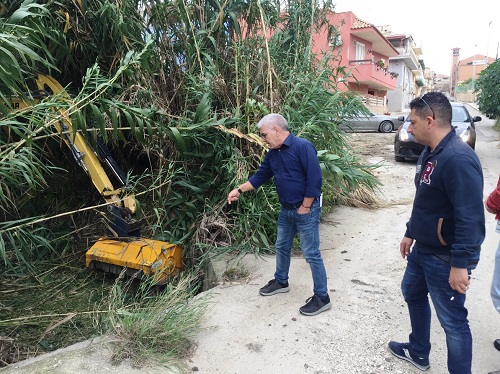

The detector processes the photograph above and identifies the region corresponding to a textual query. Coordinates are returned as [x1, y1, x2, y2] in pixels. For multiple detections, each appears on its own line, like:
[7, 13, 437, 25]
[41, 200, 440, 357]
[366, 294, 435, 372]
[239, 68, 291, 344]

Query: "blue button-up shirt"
[248, 133, 322, 205]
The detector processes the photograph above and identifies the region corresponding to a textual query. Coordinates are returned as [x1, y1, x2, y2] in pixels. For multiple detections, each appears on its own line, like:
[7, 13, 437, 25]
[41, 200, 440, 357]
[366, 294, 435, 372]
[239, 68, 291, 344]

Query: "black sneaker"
[495, 339, 500, 351]
[299, 294, 331, 316]
[259, 279, 289, 296]
[388, 341, 430, 371]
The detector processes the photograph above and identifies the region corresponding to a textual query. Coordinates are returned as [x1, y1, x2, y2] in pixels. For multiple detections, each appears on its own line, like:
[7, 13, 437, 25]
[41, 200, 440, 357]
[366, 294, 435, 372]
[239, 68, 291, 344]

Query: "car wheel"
[379, 121, 393, 133]
[395, 155, 405, 162]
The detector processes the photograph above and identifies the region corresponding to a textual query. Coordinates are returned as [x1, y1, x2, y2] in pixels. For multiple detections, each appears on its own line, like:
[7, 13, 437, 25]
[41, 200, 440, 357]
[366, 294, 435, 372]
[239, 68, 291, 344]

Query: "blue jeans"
[274, 199, 328, 297]
[402, 249, 472, 374]
[492, 240, 500, 313]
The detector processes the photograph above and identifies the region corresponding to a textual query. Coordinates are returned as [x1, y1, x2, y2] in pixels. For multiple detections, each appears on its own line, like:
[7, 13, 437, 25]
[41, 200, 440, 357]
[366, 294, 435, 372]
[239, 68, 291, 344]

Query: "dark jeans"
[402, 249, 472, 374]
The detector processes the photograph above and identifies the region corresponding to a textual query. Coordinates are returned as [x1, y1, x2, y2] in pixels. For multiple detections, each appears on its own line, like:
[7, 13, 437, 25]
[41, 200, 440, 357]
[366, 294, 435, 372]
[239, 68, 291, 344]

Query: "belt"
[281, 202, 302, 210]
[433, 253, 478, 266]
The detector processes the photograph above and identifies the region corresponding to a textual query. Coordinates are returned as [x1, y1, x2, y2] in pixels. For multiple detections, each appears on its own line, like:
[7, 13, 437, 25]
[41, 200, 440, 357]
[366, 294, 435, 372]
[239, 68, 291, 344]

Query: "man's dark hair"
[409, 92, 452, 126]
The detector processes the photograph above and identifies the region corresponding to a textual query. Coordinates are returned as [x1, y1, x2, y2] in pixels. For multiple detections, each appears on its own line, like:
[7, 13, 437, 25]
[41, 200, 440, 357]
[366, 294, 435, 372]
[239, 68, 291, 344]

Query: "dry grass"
[221, 266, 250, 282]
[337, 185, 383, 209]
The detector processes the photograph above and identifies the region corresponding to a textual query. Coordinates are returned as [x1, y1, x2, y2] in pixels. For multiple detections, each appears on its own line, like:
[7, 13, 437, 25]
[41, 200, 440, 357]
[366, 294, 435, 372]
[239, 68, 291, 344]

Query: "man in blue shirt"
[227, 113, 330, 316]
[388, 92, 484, 373]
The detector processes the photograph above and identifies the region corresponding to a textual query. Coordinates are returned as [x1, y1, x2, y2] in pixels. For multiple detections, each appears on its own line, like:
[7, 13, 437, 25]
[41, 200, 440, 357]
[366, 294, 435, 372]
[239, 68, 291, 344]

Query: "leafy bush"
[476, 60, 500, 118]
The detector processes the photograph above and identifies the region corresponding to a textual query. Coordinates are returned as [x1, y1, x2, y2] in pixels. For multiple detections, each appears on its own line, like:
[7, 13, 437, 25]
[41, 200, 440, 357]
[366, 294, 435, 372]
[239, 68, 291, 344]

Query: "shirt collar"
[424, 128, 456, 155]
[281, 132, 295, 148]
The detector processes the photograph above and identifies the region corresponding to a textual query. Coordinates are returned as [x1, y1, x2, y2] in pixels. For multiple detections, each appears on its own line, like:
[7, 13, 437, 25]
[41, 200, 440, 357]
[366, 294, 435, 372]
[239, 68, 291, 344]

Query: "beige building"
[450, 48, 495, 98]
[380, 30, 426, 112]
[434, 74, 450, 94]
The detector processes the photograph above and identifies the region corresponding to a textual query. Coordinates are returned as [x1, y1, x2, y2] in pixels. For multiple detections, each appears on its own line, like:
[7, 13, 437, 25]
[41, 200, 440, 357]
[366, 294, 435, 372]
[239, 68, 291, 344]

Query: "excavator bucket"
[85, 238, 183, 285]
[4, 74, 185, 285]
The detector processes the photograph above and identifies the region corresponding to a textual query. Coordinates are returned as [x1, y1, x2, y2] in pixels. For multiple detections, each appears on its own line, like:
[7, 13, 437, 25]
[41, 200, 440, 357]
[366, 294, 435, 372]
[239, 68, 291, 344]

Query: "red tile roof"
[352, 17, 373, 29]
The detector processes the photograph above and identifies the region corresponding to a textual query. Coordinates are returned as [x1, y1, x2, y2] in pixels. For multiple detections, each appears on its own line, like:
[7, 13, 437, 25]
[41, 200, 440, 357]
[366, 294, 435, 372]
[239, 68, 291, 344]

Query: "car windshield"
[452, 106, 469, 122]
[404, 106, 469, 123]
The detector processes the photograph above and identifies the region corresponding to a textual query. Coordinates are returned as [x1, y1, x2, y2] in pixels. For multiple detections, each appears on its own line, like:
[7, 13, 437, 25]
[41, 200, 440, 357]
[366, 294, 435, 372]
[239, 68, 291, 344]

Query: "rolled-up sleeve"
[301, 142, 322, 197]
[248, 152, 274, 189]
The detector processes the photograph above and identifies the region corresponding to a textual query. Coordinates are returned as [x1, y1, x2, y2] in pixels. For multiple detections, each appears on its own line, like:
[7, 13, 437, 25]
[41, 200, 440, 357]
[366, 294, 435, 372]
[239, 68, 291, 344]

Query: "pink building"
[313, 12, 399, 105]
[242, 11, 401, 112]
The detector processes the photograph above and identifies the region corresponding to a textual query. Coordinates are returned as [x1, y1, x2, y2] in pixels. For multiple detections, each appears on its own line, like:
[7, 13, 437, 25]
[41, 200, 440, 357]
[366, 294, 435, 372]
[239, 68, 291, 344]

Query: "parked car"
[394, 102, 481, 162]
[339, 111, 405, 133]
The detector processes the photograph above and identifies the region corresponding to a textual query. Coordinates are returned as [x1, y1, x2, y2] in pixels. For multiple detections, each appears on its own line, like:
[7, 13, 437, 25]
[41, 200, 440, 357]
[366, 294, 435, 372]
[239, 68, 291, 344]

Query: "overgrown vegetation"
[0, 259, 206, 368]
[105, 273, 208, 368]
[0, 0, 382, 367]
[476, 59, 500, 119]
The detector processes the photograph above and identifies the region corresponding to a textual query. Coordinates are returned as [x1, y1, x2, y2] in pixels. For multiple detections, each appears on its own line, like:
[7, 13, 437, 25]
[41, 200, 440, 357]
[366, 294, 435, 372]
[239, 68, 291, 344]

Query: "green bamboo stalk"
[257, 0, 273, 109]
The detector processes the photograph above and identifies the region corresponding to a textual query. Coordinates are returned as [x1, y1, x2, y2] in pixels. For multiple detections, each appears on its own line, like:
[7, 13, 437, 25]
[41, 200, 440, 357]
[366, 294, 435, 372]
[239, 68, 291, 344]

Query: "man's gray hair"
[257, 113, 289, 131]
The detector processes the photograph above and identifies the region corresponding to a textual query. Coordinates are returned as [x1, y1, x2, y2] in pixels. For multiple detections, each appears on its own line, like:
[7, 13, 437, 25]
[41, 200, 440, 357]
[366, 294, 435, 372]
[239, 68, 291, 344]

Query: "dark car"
[339, 111, 405, 133]
[394, 102, 481, 162]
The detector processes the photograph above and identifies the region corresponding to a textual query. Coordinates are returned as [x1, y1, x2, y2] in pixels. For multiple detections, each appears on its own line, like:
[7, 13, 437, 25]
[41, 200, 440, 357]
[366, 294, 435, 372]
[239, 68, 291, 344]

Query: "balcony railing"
[347, 59, 397, 89]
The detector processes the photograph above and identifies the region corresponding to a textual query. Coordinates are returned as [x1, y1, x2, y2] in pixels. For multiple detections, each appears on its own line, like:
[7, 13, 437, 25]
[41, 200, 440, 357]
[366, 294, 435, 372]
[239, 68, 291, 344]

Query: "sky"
[331, 0, 500, 75]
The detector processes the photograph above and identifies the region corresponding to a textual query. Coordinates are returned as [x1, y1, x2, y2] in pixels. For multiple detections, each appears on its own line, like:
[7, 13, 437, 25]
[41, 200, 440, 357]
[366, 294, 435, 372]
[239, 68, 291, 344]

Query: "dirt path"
[4, 107, 499, 374]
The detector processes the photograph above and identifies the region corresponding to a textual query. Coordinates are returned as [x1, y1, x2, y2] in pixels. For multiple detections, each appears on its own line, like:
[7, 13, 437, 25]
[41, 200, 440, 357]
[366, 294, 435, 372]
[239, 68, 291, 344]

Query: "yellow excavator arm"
[34, 74, 137, 214]
[4, 74, 182, 284]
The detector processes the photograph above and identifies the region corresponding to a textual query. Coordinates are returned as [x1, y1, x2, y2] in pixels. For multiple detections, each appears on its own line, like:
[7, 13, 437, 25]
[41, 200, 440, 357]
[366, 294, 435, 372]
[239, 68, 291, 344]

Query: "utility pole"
[451, 48, 460, 98]
[486, 21, 492, 65]
[472, 45, 477, 102]
[472, 45, 477, 87]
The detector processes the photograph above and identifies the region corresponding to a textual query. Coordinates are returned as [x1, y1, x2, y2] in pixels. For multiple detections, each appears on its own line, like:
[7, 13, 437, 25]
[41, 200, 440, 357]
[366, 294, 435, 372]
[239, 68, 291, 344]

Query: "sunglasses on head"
[419, 96, 435, 119]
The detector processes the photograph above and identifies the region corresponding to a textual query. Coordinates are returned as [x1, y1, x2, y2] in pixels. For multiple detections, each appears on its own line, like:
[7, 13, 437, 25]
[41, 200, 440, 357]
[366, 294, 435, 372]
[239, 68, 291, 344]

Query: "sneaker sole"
[388, 346, 430, 371]
[299, 301, 332, 316]
[259, 286, 290, 296]
[495, 339, 500, 351]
